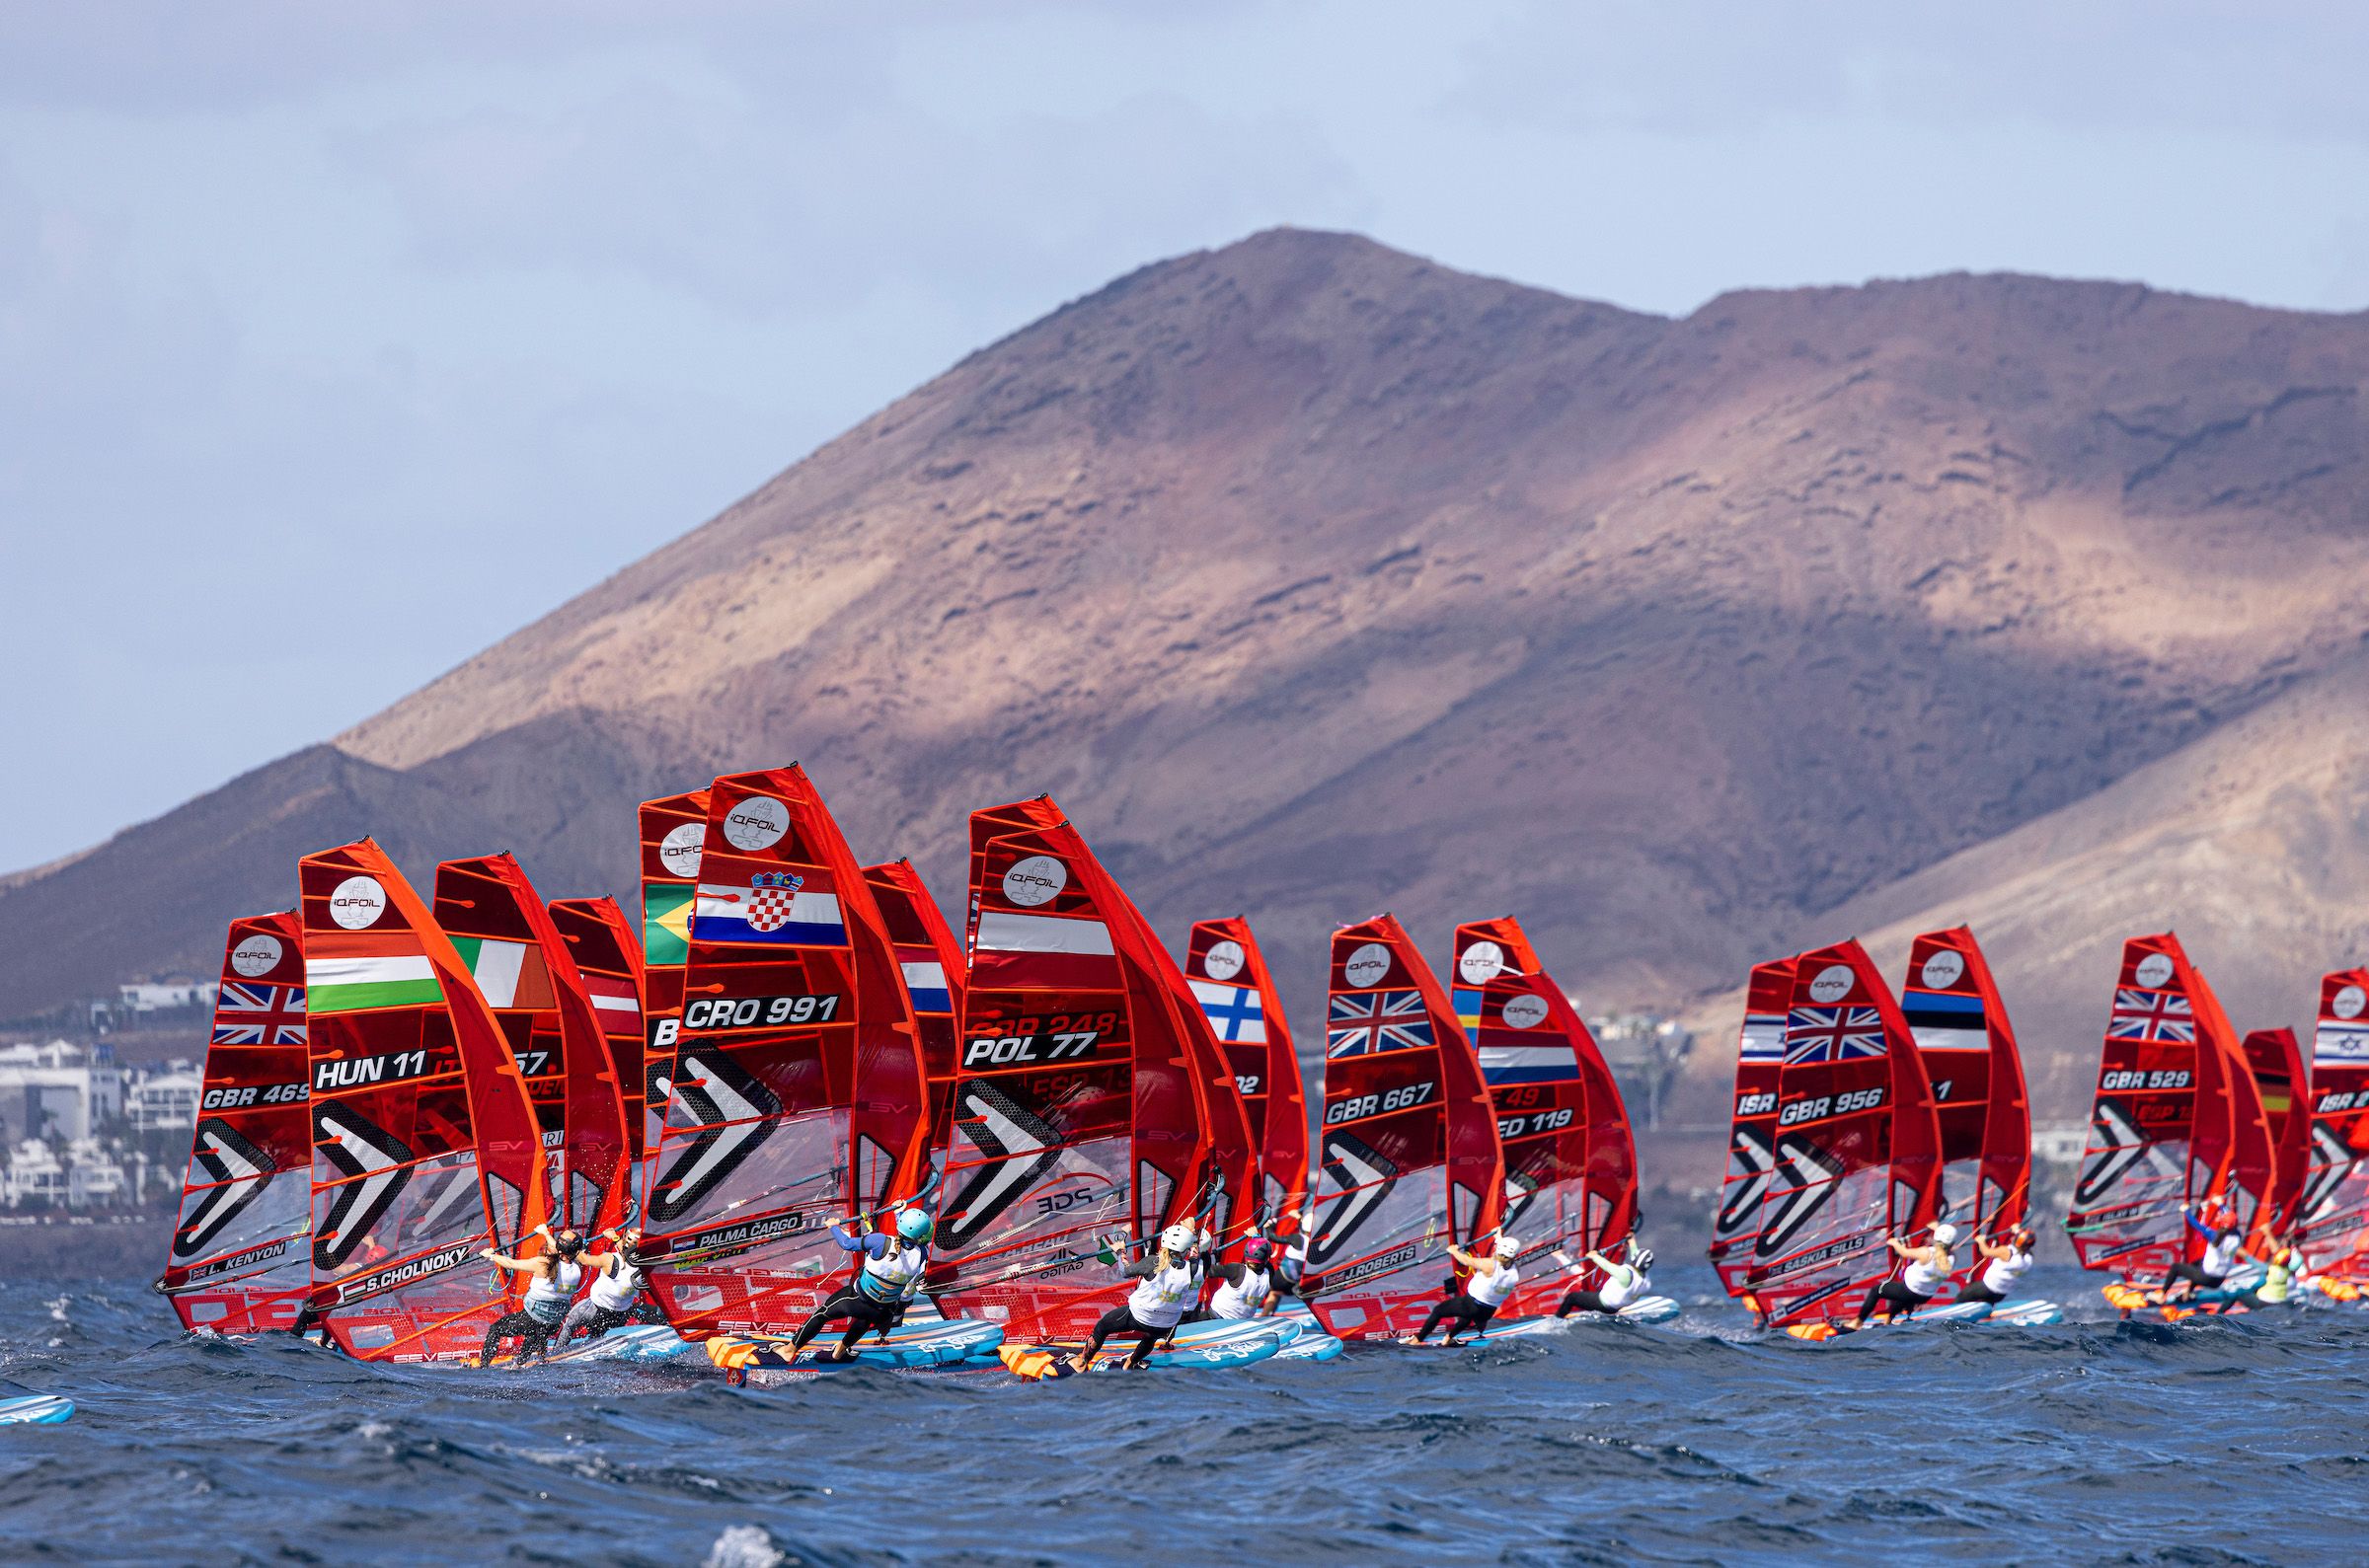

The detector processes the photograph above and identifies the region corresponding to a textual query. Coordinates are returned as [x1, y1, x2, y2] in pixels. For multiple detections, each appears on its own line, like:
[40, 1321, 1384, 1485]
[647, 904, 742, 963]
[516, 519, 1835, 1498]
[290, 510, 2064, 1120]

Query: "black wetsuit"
[480, 1302, 568, 1365]
[1855, 1279, 1934, 1322]
[790, 1282, 902, 1358]
[1412, 1293, 1496, 1343]
[1083, 1254, 1201, 1367]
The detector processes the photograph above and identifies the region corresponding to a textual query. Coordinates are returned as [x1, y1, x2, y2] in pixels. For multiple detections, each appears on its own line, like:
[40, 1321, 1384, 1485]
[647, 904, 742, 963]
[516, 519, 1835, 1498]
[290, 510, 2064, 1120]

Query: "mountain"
[9, 228, 2369, 1152]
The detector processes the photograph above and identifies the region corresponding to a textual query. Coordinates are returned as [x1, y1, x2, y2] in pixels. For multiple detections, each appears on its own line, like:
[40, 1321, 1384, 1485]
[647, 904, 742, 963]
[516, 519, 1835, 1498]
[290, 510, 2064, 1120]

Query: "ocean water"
[3, 1264, 2361, 1566]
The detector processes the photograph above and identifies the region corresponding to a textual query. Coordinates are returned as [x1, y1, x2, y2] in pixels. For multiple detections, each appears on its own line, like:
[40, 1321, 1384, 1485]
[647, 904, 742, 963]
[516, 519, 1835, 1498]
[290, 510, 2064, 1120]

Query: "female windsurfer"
[558, 1227, 652, 1345]
[2220, 1242, 2298, 1311]
[1555, 1244, 1655, 1317]
[1848, 1223, 1956, 1327]
[2160, 1207, 2245, 1304]
[1185, 1235, 1292, 1322]
[1957, 1228, 2037, 1307]
[787, 1208, 936, 1363]
[1404, 1235, 1521, 1345]
[1072, 1224, 1204, 1372]
[477, 1225, 586, 1366]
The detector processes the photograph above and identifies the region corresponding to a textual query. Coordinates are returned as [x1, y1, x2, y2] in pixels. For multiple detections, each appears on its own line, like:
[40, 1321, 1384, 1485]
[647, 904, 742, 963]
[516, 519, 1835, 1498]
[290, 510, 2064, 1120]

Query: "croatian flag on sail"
[692, 879, 846, 946]
[1327, 991, 1433, 1058]
[213, 982, 308, 1045]
[1189, 979, 1265, 1043]
[1784, 1006, 1886, 1064]
[2106, 989, 2194, 1043]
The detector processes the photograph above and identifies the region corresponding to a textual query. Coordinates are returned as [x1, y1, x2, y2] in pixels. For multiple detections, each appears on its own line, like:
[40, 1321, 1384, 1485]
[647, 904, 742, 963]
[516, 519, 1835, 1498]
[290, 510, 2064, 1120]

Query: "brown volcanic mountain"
[9, 228, 2369, 1147]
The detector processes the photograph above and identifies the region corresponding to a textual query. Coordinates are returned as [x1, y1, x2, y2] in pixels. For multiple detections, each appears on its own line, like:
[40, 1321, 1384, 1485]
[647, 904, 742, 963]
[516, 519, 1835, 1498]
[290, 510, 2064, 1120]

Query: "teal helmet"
[896, 1209, 935, 1244]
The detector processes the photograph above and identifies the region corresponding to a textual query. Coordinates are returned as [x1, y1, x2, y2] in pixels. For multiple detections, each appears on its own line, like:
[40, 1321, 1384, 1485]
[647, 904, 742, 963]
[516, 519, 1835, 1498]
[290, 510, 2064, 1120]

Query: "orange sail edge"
[1302, 913, 1506, 1341]
[300, 839, 552, 1363]
[162, 911, 315, 1336]
[1741, 938, 1941, 1330]
[636, 768, 932, 1342]
[925, 796, 1220, 1341]
[1451, 917, 1638, 1319]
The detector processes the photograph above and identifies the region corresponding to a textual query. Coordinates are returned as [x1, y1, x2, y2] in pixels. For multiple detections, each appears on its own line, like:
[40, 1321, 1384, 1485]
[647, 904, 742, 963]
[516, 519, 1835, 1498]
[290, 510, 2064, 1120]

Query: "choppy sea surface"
[3, 1262, 2363, 1566]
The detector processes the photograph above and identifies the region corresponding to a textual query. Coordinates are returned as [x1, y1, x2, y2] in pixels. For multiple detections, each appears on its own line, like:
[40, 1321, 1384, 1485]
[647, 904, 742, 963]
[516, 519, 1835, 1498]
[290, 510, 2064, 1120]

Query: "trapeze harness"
[480, 1257, 582, 1364]
[560, 1252, 649, 1343]
[1084, 1255, 1201, 1367]
[1414, 1259, 1519, 1342]
[1958, 1243, 2032, 1306]
[1558, 1260, 1647, 1317]
[1858, 1246, 1950, 1323]
[790, 1227, 932, 1357]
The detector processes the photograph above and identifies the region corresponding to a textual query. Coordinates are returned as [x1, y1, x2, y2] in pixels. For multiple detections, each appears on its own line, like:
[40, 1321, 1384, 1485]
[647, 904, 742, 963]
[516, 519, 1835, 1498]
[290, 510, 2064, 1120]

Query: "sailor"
[1850, 1222, 1956, 1327]
[477, 1224, 586, 1365]
[558, 1227, 652, 1345]
[1555, 1243, 1654, 1317]
[2223, 1242, 2298, 1311]
[1405, 1234, 1522, 1345]
[788, 1208, 936, 1363]
[1073, 1224, 1204, 1372]
[1188, 1235, 1293, 1322]
[1957, 1227, 2038, 1306]
[2161, 1206, 2245, 1303]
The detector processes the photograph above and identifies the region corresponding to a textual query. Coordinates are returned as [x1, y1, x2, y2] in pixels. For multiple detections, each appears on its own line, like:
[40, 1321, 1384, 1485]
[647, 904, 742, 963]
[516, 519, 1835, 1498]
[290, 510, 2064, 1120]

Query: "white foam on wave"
[703, 1524, 787, 1568]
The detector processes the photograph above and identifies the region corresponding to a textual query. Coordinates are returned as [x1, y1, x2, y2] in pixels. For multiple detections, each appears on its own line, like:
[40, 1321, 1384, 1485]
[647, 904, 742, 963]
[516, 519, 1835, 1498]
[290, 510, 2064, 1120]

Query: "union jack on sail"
[1785, 1005, 1885, 1064]
[211, 982, 307, 1045]
[1328, 990, 1434, 1058]
[2106, 988, 2194, 1043]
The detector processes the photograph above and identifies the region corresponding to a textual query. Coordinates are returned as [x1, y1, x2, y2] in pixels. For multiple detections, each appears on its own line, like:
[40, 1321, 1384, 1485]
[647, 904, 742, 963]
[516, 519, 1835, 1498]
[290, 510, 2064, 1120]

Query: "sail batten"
[1185, 918, 1310, 1231]
[1897, 927, 2030, 1244]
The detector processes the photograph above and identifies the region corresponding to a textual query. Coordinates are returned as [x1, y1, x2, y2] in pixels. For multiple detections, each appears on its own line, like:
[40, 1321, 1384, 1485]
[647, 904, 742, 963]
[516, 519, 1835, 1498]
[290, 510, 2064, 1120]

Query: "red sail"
[433, 856, 632, 1238]
[2299, 969, 2369, 1276]
[635, 788, 710, 1206]
[1304, 914, 1505, 1340]
[1709, 957, 1796, 1300]
[2241, 1027, 2307, 1242]
[301, 840, 550, 1361]
[640, 768, 930, 1337]
[547, 895, 649, 1177]
[863, 859, 964, 1152]
[1184, 917, 1310, 1227]
[1896, 927, 2030, 1239]
[1746, 940, 1940, 1328]
[930, 797, 1210, 1340]
[162, 912, 313, 1335]
[1452, 917, 1637, 1317]
[1141, 909, 1260, 1254]
[2066, 933, 2227, 1283]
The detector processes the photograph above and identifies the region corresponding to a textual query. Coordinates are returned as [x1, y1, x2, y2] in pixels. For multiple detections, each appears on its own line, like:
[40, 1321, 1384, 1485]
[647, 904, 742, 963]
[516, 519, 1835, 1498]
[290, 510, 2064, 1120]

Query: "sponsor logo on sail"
[1342, 942, 1392, 988]
[1001, 855, 1067, 908]
[229, 933, 284, 978]
[1806, 964, 1854, 1005]
[1201, 939, 1246, 982]
[1919, 948, 1966, 990]
[2135, 952, 2175, 989]
[2335, 984, 2367, 1022]
[329, 875, 387, 931]
[658, 822, 705, 877]
[721, 794, 791, 852]
[1457, 940, 1506, 986]
[1498, 993, 1549, 1030]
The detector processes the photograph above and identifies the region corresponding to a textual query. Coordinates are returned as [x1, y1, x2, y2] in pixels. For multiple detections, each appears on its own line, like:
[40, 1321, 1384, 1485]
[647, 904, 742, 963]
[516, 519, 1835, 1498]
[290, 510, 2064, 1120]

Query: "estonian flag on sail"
[1903, 989, 1988, 1051]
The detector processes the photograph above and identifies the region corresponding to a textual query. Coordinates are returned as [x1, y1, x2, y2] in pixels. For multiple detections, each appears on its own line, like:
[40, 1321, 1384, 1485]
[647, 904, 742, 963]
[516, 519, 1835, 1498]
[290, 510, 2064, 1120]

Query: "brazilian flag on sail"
[643, 883, 695, 966]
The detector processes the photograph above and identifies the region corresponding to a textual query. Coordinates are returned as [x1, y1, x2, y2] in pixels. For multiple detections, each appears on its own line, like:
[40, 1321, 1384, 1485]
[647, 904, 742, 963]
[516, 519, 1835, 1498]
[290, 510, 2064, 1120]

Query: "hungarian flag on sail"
[305, 937, 443, 1015]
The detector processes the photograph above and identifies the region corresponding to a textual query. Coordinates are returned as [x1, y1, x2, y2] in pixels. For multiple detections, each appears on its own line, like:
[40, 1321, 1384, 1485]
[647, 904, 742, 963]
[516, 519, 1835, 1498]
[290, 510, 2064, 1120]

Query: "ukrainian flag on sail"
[643, 883, 694, 967]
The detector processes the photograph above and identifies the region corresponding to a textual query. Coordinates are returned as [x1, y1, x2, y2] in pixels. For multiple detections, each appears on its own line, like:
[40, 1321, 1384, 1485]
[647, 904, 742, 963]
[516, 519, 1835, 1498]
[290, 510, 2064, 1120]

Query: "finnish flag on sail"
[1188, 979, 1264, 1043]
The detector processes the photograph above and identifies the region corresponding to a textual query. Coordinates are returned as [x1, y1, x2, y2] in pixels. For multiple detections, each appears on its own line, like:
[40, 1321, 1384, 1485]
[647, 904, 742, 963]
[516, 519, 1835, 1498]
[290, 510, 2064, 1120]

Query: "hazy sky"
[5, 2, 2366, 873]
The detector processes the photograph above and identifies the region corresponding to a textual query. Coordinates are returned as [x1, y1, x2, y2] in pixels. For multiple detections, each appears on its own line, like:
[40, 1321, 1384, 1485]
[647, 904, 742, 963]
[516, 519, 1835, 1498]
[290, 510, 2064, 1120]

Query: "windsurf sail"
[1184, 917, 1310, 1228]
[1149, 912, 1261, 1255]
[1302, 914, 1504, 1340]
[2241, 1026, 2307, 1243]
[1709, 957, 1796, 1301]
[636, 788, 710, 1204]
[928, 796, 1211, 1340]
[639, 767, 931, 1338]
[433, 855, 633, 1238]
[161, 912, 314, 1335]
[301, 839, 550, 1361]
[1897, 927, 2029, 1240]
[863, 859, 965, 1152]
[2299, 969, 2369, 1277]
[2064, 933, 2237, 1284]
[548, 895, 649, 1182]
[1744, 940, 1940, 1329]
[1452, 916, 1637, 1317]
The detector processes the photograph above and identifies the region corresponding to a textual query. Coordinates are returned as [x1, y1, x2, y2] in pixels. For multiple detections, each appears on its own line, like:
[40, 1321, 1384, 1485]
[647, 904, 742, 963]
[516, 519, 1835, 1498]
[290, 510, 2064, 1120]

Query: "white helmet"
[1930, 1223, 1959, 1246]
[1494, 1234, 1520, 1260]
[1160, 1223, 1195, 1254]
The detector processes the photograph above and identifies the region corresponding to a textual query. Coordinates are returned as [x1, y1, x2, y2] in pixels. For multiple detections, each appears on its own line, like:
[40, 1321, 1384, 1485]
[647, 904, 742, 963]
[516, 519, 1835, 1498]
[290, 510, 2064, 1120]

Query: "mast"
[161, 912, 313, 1335]
[635, 788, 711, 1217]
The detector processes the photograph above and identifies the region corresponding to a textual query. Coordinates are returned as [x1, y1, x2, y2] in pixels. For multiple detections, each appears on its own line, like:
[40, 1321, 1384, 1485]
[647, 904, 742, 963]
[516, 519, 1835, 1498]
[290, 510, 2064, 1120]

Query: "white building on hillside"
[0, 1041, 124, 1143]
[116, 982, 216, 1012]
[125, 1064, 202, 1132]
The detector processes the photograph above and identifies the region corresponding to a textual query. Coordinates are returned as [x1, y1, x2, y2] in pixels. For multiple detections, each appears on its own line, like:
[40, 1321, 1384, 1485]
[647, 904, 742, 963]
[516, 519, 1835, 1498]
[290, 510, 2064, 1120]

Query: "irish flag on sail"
[306, 936, 443, 1015]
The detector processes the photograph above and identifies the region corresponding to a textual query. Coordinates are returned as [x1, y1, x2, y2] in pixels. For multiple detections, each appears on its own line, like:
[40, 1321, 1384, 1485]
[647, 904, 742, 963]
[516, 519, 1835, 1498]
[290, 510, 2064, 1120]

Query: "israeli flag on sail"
[1188, 979, 1264, 1043]
[2315, 1021, 2369, 1068]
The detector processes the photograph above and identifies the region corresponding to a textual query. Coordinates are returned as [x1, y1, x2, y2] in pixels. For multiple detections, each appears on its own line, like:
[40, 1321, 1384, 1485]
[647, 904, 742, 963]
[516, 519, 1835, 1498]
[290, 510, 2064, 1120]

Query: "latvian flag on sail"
[1902, 988, 1988, 1052]
[580, 973, 641, 1020]
[449, 936, 556, 1010]
[305, 934, 443, 1015]
[692, 877, 847, 946]
[1189, 979, 1265, 1043]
